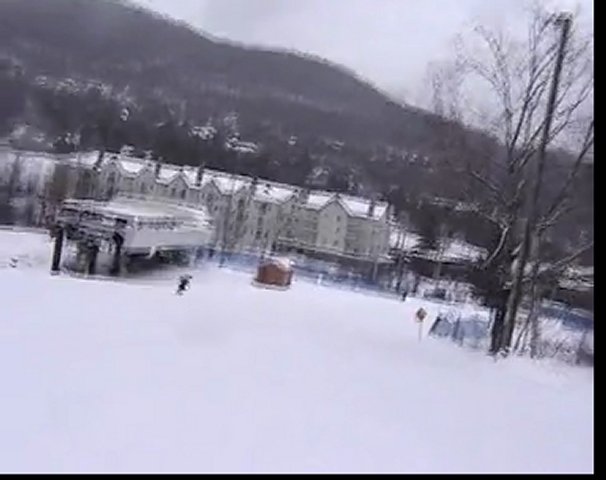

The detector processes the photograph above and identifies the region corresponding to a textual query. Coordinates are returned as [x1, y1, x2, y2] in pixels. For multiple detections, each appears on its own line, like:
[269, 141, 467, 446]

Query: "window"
[259, 203, 268, 214]
[140, 183, 147, 194]
[171, 188, 176, 197]
[180, 189, 186, 199]
[333, 240, 338, 246]
[336, 216, 341, 222]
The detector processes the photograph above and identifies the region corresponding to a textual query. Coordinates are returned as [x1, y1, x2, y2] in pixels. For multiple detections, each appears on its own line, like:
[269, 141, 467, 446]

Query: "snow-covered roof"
[2, 148, 393, 223]
[303, 191, 388, 220]
[265, 256, 294, 270]
[69, 151, 100, 169]
[180, 166, 200, 185]
[0, 148, 101, 175]
[119, 157, 146, 175]
[390, 228, 487, 263]
[253, 183, 297, 204]
[306, 191, 335, 210]
[207, 173, 251, 195]
[559, 277, 593, 292]
[0, 150, 57, 179]
[191, 125, 216, 140]
[92, 152, 390, 217]
[441, 240, 487, 262]
[559, 265, 594, 291]
[225, 138, 258, 154]
[566, 265, 594, 278]
[389, 229, 422, 250]
[61, 196, 212, 228]
[156, 165, 181, 184]
[59, 196, 214, 252]
[340, 195, 388, 219]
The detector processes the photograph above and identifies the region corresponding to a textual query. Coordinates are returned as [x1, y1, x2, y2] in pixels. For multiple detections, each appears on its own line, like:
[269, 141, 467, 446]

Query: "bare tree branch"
[538, 119, 594, 232]
[537, 202, 575, 234]
[468, 168, 506, 205]
[482, 224, 511, 269]
[530, 241, 594, 280]
[466, 203, 508, 230]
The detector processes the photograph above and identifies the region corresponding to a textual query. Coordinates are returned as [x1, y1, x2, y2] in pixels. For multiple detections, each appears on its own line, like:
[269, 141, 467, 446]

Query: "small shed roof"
[263, 256, 294, 271]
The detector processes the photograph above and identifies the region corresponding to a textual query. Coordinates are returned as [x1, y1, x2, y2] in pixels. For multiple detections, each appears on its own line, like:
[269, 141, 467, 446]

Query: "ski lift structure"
[51, 195, 214, 276]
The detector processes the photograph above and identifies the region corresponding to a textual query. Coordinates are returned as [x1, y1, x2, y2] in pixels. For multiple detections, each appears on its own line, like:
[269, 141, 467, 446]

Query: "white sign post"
[415, 307, 427, 341]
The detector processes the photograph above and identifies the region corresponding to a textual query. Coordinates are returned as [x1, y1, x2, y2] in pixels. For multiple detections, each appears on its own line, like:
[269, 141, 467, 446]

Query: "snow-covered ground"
[0, 231, 594, 473]
[0, 227, 53, 269]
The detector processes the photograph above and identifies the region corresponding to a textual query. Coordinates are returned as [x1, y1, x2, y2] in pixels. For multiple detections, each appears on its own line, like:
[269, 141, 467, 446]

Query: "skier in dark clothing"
[176, 274, 192, 295]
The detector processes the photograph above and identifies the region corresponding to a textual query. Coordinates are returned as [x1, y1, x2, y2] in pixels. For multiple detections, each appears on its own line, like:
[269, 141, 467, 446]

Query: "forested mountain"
[0, 0, 592, 261]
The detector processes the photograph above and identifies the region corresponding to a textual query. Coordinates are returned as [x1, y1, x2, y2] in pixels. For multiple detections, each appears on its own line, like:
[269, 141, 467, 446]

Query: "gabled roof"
[253, 182, 297, 204]
[306, 192, 335, 210]
[340, 195, 388, 220]
[303, 191, 388, 220]
[70, 150, 391, 219]
[207, 173, 251, 195]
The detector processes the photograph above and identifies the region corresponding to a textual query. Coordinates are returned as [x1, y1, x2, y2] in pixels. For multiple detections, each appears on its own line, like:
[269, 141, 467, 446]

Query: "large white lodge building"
[1, 147, 394, 268]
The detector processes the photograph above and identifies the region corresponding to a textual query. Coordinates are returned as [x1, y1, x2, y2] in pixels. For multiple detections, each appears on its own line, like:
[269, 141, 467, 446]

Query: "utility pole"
[220, 174, 237, 266]
[501, 13, 572, 353]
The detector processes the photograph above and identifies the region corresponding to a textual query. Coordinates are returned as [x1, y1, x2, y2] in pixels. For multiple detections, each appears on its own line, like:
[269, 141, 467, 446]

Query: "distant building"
[0, 147, 394, 271]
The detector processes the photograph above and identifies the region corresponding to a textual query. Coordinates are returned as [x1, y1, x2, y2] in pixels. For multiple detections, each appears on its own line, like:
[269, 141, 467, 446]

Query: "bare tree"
[0, 155, 23, 225]
[425, 3, 594, 355]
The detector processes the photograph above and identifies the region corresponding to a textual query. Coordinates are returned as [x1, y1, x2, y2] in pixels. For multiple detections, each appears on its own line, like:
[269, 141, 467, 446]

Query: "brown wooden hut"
[254, 257, 294, 289]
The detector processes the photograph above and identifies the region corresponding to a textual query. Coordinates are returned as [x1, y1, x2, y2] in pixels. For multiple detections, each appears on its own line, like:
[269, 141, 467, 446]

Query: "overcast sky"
[135, 0, 593, 105]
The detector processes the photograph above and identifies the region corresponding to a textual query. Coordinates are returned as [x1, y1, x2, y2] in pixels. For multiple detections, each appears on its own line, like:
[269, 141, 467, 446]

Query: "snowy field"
[0, 231, 594, 473]
[0, 227, 52, 269]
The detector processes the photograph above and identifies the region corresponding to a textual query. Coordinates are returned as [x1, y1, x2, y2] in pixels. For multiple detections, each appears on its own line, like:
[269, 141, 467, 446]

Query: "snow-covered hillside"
[0, 231, 594, 473]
